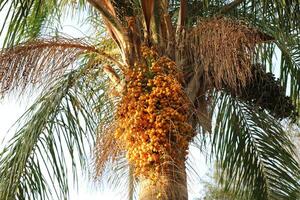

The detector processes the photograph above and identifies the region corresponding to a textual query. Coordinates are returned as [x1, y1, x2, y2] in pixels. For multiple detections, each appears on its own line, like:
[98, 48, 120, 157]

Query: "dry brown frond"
[94, 123, 122, 178]
[183, 17, 273, 92]
[0, 38, 100, 96]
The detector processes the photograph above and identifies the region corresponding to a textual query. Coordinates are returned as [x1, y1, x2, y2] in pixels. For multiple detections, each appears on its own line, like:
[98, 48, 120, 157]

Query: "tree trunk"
[138, 158, 188, 200]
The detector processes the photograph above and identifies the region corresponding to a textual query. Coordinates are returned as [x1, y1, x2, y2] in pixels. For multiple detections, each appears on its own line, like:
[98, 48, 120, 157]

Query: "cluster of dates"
[115, 47, 194, 182]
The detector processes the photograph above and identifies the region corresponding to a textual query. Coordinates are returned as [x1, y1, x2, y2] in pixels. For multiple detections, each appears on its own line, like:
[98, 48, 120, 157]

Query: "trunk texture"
[138, 159, 188, 200]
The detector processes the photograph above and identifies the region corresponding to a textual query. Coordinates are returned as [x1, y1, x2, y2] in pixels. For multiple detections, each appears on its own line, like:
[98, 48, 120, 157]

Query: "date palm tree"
[0, 0, 299, 200]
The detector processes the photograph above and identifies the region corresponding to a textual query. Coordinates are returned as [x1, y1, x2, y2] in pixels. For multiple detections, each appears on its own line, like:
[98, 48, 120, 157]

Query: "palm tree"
[0, 0, 299, 200]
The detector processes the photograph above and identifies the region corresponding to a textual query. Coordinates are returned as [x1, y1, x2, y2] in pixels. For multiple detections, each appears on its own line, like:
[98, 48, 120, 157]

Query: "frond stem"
[217, 0, 245, 15]
[86, 0, 124, 33]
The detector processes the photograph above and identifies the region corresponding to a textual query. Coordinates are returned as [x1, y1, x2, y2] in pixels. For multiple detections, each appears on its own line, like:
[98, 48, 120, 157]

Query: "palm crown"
[0, 0, 299, 200]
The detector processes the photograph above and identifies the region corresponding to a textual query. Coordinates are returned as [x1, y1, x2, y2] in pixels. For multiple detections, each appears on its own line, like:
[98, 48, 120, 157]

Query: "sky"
[0, 4, 211, 200]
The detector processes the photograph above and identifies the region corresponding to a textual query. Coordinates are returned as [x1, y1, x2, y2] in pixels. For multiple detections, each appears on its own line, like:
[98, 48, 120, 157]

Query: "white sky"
[0, 4, 210, 200]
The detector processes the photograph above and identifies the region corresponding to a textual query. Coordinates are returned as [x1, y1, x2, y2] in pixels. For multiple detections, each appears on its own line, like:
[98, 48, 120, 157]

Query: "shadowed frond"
[230, 64, 297, 120]
[0, 37, 112, 96]
[0, 60, 110, 200]
[211, 92, 300, 200]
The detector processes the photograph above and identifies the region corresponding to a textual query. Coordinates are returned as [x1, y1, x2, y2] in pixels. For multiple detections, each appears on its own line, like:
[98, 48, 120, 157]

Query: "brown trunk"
[138, 159, 188, 200]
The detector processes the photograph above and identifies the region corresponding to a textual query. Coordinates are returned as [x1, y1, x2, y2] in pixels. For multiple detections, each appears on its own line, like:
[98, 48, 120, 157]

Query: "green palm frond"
[276, 31, 300, 108]
[0, 60, 111, 200]
[0, 0, 58, 47]
[211, 92, 300, 200]
[0, 0, 90, 47]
